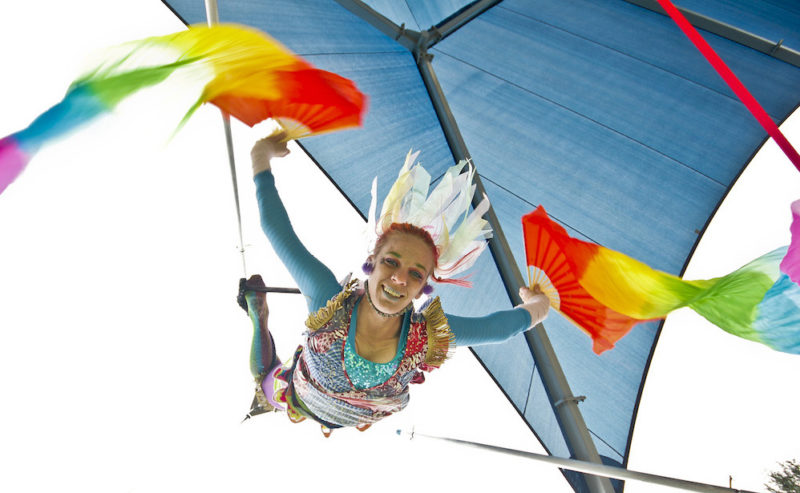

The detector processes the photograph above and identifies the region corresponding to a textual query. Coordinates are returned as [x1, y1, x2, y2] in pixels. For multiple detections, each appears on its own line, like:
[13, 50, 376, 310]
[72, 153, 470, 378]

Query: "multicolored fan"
[523, 209, 644, 354]
[0, 24, 367, 195]
[523, 205, 800, 355]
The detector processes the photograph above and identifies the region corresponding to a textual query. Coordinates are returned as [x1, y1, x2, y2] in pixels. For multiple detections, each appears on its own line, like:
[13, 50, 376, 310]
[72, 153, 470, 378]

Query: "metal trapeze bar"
[250, 286, 301, 295]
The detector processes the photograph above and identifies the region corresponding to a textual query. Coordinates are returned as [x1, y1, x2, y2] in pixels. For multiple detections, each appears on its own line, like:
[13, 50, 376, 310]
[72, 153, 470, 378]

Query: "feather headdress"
[366, 151, 492, 287]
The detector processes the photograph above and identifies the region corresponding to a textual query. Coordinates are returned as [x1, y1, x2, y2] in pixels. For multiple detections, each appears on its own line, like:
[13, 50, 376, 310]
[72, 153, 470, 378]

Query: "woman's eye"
[383, 258, 398, 267]
[411, 271, 423, 280]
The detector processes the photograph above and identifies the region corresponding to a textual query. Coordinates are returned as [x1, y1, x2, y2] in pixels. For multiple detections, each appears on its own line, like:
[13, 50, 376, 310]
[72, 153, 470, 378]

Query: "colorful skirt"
[260, 345, 344, 435]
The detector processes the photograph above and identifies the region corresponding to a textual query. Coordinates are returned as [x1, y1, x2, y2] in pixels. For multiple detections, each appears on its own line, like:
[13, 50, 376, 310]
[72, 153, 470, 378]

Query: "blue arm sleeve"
[446, 307, 532, 347]
[254, 170, 341, 312]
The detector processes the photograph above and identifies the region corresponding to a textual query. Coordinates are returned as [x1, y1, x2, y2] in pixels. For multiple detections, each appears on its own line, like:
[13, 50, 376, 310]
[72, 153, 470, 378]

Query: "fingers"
[519, 284, 545, 303]
[251, 130, 291, 175]
[518, 291, 550, 327]
[259, 129, 290, 154]
[252, 133, 289, 157]
[257, 128, 287, 141]
[518, 286, 535, 302]
[266, 128, 287, 140]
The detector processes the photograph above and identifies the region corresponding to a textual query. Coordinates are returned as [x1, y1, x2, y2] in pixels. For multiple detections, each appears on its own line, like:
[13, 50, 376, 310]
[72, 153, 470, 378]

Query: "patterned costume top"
[274, 278, 452, 428]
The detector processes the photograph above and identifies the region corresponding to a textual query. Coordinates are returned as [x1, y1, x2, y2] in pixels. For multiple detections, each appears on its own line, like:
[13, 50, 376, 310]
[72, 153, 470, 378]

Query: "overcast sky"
[1, 2, 799, 492]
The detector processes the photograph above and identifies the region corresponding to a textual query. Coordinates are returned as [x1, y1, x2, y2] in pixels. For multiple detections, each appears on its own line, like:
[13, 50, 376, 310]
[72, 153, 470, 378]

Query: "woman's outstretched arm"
[252, 132, 341, 312]
[446, 286, 550, 346]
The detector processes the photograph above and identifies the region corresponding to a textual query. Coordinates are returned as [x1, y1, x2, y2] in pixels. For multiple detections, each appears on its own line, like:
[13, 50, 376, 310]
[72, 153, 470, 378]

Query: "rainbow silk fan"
[0, 24, 367, 195]
[523, 205, 800, 355]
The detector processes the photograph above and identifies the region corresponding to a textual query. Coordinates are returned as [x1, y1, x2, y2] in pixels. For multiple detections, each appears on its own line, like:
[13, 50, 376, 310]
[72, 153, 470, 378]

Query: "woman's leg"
[242, 275, 285, 412]
[244, 275, 279, 378]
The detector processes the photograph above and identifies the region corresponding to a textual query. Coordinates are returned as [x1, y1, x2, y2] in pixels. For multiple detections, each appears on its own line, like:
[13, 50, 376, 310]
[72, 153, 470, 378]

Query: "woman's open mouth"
[382, 284, 404, 300]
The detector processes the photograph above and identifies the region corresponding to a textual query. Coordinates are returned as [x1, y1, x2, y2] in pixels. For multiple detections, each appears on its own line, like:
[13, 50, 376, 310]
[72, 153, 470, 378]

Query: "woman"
[242, 131, 550, 436]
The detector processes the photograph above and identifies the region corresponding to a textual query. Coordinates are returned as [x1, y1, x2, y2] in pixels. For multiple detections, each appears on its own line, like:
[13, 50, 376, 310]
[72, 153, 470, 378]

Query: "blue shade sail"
[161, 1, 800, 491]
[363, 0, 479, 31]
[674, 0, 800, 51]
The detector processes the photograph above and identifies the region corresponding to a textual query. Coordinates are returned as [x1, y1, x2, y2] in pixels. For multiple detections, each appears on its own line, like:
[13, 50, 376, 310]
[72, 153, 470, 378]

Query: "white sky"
[1, 1, 799, 492]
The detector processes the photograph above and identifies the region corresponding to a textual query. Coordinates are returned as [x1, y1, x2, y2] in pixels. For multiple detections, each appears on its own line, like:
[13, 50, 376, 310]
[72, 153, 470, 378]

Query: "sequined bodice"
[343, 298, 408, 389]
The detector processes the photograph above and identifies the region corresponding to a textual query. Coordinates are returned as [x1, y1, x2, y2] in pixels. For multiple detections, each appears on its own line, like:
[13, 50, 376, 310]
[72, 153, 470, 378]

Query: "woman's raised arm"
[445, 286, 550, 346]
[252, 132, 341, 312]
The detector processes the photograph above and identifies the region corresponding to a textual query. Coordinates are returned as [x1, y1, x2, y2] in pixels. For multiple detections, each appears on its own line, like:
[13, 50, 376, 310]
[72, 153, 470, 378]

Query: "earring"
[422, 283, 434, 295]
[361, 261, 374, 275]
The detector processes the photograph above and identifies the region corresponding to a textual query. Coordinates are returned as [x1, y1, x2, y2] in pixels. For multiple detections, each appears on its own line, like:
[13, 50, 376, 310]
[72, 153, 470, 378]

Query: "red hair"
[373, 223, 438, 264]
[372, 223, 471, 286]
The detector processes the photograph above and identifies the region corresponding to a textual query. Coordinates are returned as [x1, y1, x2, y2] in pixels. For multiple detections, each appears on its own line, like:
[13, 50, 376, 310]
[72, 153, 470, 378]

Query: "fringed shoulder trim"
[421, 297, 455, 368]
[305, 279, 359, 331]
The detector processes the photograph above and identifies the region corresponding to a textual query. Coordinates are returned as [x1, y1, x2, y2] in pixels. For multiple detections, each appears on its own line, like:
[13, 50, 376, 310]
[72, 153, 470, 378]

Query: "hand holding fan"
[522, 207, 642, 354]
[523, 205, 800, 355]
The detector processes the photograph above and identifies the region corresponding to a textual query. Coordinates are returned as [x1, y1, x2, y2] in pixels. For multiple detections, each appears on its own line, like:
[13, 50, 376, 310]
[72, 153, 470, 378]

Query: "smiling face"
[367, 231, 436, 314]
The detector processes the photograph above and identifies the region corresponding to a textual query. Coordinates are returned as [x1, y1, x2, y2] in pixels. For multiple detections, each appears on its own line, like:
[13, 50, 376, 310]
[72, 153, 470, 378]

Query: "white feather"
[364, 176, 378, 253]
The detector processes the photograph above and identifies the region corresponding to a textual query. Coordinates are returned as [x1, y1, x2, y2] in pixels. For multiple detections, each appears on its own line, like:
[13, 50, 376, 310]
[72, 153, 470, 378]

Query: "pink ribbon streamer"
[656, 0, 800, 173]
[780, 199, 800, 282]
[0, 137, 29, 195]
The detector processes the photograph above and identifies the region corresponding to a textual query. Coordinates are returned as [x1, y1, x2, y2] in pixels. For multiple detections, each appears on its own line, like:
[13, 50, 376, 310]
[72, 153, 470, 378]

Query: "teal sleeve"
[446, 307, 532, 347]
[254, 170, 341, 312]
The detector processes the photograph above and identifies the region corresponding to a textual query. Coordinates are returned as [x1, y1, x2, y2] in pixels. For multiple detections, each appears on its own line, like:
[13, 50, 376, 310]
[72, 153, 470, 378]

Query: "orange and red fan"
[522, 207, 642, 354]
[209, 67, 365, 138]
[174, 24, 367, 139]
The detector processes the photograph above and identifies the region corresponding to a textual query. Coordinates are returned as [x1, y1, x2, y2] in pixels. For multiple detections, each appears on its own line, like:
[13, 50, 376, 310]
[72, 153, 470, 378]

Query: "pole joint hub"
[554, 395, 586, 408]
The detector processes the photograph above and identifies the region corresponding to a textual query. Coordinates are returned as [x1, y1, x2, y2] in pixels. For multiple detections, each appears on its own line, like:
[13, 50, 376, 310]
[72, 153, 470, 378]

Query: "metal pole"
[204, 0, 219, 24]
[622, 0, 800, 68]
[399, 431, 759, 493]
[204, 0, 248, 276]
[415, 43, 615, 493]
